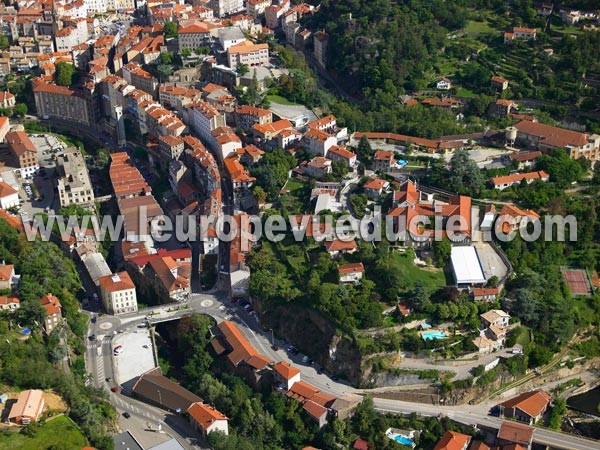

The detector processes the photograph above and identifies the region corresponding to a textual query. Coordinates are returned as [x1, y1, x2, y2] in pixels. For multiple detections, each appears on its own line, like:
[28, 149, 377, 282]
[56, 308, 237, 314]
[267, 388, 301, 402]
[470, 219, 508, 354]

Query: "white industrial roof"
[451, 246, 486, 285]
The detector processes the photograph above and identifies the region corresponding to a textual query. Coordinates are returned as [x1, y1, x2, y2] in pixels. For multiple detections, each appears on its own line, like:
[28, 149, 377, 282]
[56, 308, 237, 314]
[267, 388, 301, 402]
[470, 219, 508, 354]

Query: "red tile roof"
[40, 293, 61, 316]
[338, 262, 364, 275]
[98, 272, 135, 293]
[273, 361, 300, 380]
[6, 131, 36, 156]
[217, 321, 271, 370]
[497, 421, 534, 446]
[514, 120, 590, 149]
[492, 170, 549, 186]
[0, 181, 18, 198]
[324, 239, 357, 253]
[187, 402, 227, 430]
[433, 431, 471, 450]
[499, 390, 552, 418]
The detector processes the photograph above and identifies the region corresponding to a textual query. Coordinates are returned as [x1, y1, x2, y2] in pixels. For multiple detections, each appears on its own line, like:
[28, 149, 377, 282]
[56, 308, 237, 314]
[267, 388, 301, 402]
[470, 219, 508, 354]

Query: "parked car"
[122, 412, 131, 419]
[301, 355, 310, 364]
[113, 345, 124, 356]
[88, 335, 96, 341]
[111, 386, 119, 393]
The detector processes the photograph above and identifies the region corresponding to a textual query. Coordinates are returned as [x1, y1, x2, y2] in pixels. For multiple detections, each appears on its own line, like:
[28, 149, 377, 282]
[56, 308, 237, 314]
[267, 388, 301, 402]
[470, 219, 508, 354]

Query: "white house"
[338, 263, 364, 284]
[98, 272, 138, 315]
[436, 77, 452, 90]
[273, 361, 301, 390]
[188, 402, 229, 437]
[0, 179, 19, 209]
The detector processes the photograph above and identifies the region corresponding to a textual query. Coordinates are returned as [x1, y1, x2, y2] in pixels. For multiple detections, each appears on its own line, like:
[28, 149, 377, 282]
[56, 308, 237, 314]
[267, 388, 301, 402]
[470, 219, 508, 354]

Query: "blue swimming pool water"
[394, 435, 415, 445]
[387, 433, 415, 446]
[21, 328, 31, 335]
[422, 331, 446, 340]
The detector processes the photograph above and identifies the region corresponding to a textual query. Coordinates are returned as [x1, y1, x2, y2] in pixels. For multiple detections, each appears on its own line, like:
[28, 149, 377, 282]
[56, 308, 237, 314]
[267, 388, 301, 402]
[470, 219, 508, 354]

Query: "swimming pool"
[387, 433, 415, 446]
[422, 330, 446, 340]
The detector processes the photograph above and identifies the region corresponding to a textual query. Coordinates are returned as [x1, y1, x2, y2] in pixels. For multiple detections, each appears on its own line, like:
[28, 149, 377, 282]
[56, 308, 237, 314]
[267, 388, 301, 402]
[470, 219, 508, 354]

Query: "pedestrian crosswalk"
[86, 336, 112, 350]
[112, 395, 162, 422]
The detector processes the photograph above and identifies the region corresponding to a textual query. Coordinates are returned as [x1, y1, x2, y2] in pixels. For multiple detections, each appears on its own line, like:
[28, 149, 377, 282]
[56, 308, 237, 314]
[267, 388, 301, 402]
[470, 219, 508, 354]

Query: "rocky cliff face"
[258, 301, 364, 386]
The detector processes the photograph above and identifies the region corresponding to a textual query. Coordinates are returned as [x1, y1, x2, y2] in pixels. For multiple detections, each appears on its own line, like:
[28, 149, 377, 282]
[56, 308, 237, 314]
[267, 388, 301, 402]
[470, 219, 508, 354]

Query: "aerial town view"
[0, 0, 600, 449]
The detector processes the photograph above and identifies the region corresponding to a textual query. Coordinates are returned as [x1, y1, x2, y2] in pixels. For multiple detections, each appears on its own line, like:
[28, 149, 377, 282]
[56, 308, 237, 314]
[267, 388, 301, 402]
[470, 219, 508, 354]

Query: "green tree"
[0, 35, 9, 49]
[163, 21, 178, 39]
[237, 63, 249, 76]
[157, 64, 173, 82]
[447, 149, 484, 195]
[181, 48, 192, 58]
[13, 103, 27, 117]
[432, 237, 452, 266]
[160, 51, 174, 65]
[253, 186, 267, 204]
[55, 62, 75, 86]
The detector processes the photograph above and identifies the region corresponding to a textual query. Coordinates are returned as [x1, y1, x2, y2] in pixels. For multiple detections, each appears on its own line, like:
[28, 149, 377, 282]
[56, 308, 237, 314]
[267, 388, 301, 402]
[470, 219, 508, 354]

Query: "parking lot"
[112, 327, 156, 389]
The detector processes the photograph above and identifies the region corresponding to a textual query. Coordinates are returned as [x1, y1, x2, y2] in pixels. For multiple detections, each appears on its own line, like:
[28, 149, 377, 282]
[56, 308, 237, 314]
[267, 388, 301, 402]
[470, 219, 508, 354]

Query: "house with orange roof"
[498, 204, 540, 234]
[8, 389, 44, 425]
[493, 99, 518, 118]
[213, 321, 272, 388]
[178, 23, 212, 52]
[0, 294, 20, 311]
[433, 430, 471, 450]
[304, 128, 337, 157]
[491, 75, 509, 91]
[144, 256, 191, 301]
[278, 128, 303, 149]
[237, 145, 265, 165]
[5, 131, 38, 178]
[513, 120, 600, 161]
[388, 182, 472, 247]
[327, 145, 357, 169]
[324, 239, 358, 258]
[273, 361, 301, 390]
[123, 62, 159, 97]
[498, 390, 552, 424]
[188, 100, 226, 144]
[40, 293, 62, 333]
[0, 116, 10, 143]
[32, 80, 94, 130]
[363, 178, 390, 199]
[0, 262, 18, 291]
[504, 27, 537, 44]
[491, 170, 549, 190]
[253, 119, 293, 142]
[247, 0, 271, 18]
[472, 287, 499, 302]
[286, 381, 336, 428]
[0, 91, 15, 109]
[235, 105, 272, 131]
[0, 178, 19, 210]
[227, 40, 269, 69]
[301, 156, 332, 178]
[497, 421, 534, 449]
[98, 272, 137, 315]
[338, 262, 364, 284]
[188, 402, 229, 437]
[372, 150, 396, 172]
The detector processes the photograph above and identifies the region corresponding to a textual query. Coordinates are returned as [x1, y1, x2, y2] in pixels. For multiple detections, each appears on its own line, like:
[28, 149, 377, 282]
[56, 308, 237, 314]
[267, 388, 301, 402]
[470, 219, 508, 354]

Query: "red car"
[111, 386, 120, 393]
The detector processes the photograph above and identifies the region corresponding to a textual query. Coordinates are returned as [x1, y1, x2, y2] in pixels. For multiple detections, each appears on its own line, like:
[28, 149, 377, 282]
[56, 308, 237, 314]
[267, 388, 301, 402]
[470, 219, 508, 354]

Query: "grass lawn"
[267, 95, 300, 106]
[515, 326, 532, 347]
[284, 178, 304, 191]
[0, 416, 88, 450]
[392, 252, 446, 291]
[455, 87, 478, 98]
[464, 20, 495, 35]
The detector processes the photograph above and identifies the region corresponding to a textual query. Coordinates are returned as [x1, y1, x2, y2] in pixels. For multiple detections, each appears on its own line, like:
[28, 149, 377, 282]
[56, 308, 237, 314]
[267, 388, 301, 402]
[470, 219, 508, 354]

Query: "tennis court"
[562, 269, 592, 296]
